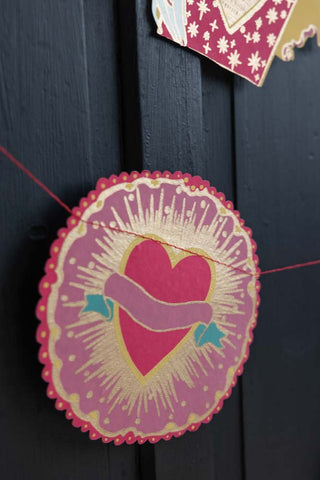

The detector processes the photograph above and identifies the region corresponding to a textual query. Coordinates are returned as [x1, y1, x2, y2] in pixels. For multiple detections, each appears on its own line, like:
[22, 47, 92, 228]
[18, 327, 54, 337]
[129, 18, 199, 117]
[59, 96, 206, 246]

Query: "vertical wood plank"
[135, 2, 203, 173]
[0, 1, 136, 478]
[82, 0, 122, 178]
[117, 0, 143, 172]
[201, 61, 244, 480]
[234, 39, 320, 480]
[134, 2, 243, 479]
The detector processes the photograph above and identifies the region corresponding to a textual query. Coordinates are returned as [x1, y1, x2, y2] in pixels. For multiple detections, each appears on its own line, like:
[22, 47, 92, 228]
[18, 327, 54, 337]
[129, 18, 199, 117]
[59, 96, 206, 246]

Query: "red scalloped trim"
[36, 171, 260, 445]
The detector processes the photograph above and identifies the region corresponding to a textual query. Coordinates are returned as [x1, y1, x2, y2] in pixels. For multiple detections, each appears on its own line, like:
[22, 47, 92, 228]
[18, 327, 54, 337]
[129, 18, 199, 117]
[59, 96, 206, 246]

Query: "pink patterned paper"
[37, 172, 260, 444]
[152, 0, 297, 86]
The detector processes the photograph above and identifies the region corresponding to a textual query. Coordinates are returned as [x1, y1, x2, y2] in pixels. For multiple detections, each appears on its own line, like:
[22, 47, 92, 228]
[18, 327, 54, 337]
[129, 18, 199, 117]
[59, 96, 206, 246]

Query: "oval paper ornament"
[37, 172, 260, 444]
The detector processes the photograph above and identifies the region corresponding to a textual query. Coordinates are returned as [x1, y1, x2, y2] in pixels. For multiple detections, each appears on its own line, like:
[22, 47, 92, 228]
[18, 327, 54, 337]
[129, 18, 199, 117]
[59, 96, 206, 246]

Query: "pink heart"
[119, 239, 213, 377]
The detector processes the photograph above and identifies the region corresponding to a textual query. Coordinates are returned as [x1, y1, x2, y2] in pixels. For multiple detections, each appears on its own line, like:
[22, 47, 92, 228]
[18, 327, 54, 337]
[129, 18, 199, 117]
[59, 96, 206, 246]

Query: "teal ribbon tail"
[194, 322, 225, 348]
[82, 295, 114, 321]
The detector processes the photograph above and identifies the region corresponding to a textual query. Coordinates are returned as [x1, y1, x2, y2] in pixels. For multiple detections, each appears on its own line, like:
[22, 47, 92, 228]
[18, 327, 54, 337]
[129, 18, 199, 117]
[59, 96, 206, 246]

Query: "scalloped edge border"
[279, 24, 319, 61]
[36, 171, 261, 445]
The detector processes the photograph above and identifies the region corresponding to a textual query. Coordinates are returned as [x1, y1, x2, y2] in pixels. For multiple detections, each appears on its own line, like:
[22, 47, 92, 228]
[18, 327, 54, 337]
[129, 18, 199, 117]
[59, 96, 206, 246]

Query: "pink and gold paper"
[37, 172, 260, 444]
[276, 0, 320, 61]
[152, 0, 297, 86]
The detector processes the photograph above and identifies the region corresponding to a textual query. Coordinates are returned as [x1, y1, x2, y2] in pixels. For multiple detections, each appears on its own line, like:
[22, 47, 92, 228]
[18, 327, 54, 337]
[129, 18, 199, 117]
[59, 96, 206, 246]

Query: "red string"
[0, 145, 73, 215]
[260, 259, 320, 275]
[2, 144, 320, 278]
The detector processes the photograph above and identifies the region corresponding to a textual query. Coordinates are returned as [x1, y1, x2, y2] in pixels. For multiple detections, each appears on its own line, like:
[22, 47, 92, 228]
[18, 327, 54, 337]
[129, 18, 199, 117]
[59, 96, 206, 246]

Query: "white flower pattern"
[248, 51, 261, 73]
[266, 7, 279, 24]
[152, 0, 296, 86]
[197, 0, 210, 20]
[228, 50, 242, 70]
[217, 36, 229, 54]
[187, 21, 199, 38]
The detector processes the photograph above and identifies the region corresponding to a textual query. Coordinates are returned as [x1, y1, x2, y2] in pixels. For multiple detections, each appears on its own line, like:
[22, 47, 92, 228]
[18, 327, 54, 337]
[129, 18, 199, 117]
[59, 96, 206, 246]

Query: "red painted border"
[36, 171, 260, 445]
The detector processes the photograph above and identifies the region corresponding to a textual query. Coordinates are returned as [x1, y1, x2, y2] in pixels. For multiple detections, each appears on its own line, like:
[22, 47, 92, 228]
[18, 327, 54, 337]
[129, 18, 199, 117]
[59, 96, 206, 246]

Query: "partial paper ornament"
[152, 0, 297, 86]
[37, 172, 260, 444]
[276, 0, 320, 61]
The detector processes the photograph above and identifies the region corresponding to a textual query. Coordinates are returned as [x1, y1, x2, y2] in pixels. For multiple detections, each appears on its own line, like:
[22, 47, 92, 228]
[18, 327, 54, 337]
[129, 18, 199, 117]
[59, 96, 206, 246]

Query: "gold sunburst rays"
[77, 265, 110, 281]
[69, 281, 99, 293]
[65, 313, 102, 330]
[76, 275, 103, 288]
[66, 306, 221, 420]
[63, 300, 85, 308]
[60, 180, 254, 422]
[105, 336, 218, 418]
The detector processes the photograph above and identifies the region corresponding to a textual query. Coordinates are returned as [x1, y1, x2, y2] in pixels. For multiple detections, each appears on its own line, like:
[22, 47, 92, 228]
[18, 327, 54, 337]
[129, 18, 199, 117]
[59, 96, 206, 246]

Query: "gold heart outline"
[113, 234, 216, 385]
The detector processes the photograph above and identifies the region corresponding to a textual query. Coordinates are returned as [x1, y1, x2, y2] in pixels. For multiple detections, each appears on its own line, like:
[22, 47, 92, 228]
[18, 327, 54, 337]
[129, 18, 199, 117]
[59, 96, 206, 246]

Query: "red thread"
[0, 145, 73, 215]
[260, 259, 320, 275]
[2, 145, 320, 278]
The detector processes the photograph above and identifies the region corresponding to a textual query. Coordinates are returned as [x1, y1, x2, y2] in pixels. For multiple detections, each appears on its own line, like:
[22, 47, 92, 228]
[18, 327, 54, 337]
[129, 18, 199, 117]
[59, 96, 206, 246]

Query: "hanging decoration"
[37, 171, 260, 444]
[2, 145, 319, 444]
[275, 0, 320, 61]
[152, 0, 297, 86]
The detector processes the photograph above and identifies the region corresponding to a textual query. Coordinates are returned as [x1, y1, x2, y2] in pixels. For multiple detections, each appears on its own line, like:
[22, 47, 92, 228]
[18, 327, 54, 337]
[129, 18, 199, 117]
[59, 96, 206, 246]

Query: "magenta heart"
[119, 239, 213, 377]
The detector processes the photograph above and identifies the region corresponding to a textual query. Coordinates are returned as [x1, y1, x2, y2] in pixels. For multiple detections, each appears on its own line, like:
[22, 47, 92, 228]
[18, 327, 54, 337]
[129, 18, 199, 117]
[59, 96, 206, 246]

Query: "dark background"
[0, 1, 320, 479]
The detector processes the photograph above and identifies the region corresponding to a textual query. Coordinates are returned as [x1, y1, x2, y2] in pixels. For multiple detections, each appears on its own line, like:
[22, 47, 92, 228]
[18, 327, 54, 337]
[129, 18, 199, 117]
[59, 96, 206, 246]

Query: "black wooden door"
[1, 1, 320, 479]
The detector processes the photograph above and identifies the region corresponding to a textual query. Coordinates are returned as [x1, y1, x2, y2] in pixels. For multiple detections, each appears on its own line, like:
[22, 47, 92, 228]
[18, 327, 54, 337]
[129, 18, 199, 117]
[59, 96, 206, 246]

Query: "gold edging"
[46, 177, 258, 440]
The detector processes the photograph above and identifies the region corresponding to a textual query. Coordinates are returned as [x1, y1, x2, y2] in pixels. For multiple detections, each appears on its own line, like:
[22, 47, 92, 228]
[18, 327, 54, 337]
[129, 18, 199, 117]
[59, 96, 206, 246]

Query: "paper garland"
[276, 0, 320, 61]
[37, 172, 260, 444]
[152, 0, 297, 86]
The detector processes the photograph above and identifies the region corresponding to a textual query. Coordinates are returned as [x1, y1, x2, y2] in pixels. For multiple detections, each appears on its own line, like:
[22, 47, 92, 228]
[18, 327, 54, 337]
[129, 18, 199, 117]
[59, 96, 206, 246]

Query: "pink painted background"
[37, 172, 260, 444]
